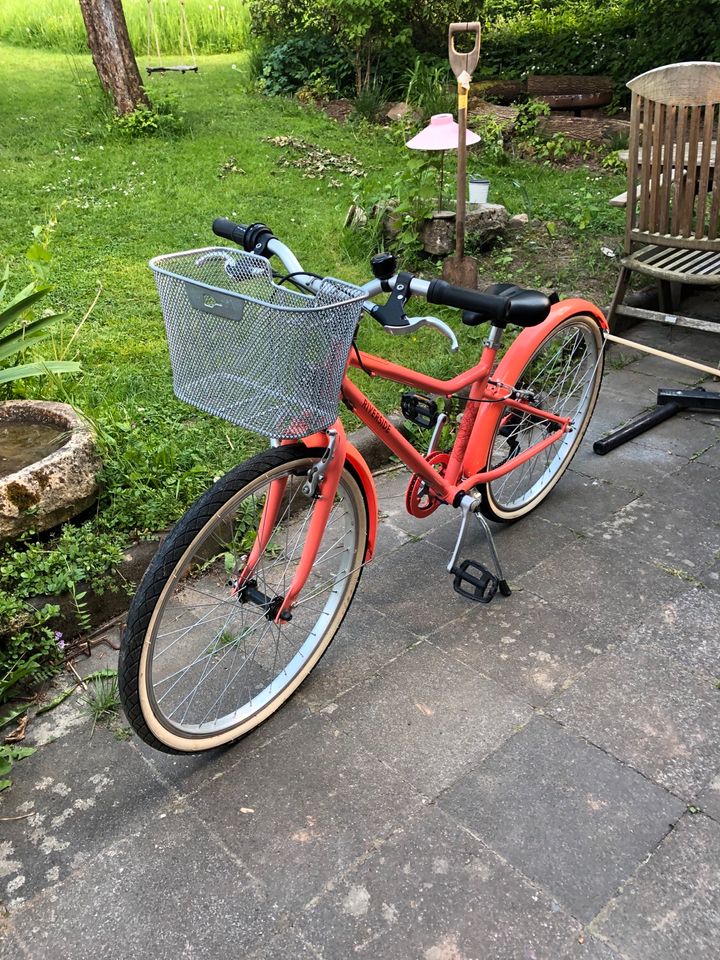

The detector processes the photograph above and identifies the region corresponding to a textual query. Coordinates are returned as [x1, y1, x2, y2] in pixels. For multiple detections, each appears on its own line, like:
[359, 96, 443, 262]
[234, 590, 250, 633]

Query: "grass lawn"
[0, 43, 625, 597]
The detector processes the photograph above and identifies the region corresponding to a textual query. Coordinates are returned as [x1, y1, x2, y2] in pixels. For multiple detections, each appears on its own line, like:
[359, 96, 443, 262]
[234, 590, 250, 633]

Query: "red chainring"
[405, 451, 450, 518]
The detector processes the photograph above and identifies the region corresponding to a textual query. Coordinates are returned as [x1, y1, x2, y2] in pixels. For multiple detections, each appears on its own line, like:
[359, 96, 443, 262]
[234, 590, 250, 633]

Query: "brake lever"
[384, 314, 459, 353]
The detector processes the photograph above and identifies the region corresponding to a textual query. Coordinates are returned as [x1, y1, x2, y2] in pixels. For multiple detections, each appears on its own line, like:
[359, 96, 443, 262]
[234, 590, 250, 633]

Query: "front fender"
[297, 433, 378, 561]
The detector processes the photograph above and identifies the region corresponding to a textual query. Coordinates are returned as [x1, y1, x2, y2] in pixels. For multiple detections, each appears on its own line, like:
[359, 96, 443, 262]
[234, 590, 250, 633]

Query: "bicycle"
[119, 217, 607, 753]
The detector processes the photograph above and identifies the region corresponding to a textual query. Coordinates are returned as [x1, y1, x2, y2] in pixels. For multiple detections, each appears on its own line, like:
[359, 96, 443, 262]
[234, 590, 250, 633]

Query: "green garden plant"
[0, 274, 79, 388]
[404, 57, 455, 124]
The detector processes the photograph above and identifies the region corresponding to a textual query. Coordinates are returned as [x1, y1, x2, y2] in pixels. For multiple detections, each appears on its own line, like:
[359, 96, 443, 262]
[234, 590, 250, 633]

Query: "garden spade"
[443, 21, 481, 289]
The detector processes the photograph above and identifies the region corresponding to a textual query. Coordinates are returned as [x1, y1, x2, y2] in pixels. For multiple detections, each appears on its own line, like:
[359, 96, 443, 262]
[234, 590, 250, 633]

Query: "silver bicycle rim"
[486, 319, 601, 513]
[141, 461, 363, 739]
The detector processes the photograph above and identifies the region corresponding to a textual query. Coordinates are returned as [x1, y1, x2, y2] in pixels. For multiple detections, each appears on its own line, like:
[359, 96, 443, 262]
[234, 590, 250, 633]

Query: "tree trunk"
[78, 0, 149, 115]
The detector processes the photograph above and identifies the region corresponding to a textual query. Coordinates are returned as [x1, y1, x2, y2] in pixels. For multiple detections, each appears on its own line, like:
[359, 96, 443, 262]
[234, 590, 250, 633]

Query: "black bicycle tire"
[478, 314, 604, 523]
[119, 445, 368, 753]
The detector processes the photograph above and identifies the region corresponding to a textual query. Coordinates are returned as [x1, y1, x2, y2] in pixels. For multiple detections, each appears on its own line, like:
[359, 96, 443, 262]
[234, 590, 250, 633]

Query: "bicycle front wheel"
[479, 314, 604, 523]
[119, 445, 368, 753]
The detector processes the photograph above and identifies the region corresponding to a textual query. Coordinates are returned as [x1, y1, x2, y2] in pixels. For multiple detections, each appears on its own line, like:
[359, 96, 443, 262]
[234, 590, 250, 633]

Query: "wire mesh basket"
[150, 247, 366, 438]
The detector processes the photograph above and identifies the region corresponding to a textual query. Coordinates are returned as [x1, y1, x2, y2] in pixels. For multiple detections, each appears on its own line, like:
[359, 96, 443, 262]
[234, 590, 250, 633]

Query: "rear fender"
[464, 300, 606, 475]
[297, 433, 378, 561]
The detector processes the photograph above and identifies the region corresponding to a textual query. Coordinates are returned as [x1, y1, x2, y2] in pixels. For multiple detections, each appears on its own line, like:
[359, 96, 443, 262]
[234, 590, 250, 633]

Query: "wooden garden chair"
[608, 61, 720, 334]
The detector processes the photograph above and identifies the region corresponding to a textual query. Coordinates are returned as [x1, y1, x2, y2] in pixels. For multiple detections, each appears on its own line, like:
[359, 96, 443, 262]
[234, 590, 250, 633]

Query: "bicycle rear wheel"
[119, 445, 368, 753]
[479, 314, 604, 523]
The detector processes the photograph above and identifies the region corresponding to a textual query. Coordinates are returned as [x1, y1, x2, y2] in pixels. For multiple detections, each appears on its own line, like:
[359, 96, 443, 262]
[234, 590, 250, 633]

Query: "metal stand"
[447, 495, 511, 602]
[594, 387, 720, 455]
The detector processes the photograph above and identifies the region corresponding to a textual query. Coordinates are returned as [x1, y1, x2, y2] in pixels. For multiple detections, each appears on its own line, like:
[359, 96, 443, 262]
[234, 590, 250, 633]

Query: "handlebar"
[426, 278, 510, 324]
[211, 216, 543, 343]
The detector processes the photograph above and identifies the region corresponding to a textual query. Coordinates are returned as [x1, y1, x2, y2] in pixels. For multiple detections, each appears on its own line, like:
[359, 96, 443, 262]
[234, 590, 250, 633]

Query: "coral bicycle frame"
[240, 296, 607, 621]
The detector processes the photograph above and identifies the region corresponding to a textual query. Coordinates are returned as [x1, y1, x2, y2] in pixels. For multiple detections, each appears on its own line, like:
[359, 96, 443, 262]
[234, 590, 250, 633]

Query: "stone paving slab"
[548, 647, 720, 799]
[697, 772, 720, 822]
[438, 717, 684, 923]
[572, 439, 690, 491]
[625, 352, 708, 386]
[588, 496, 720, 581]
[595, 813, 720, 960]
[295, 599, 421, 712]
[326, 639, 532, 796]
[425, 511, 577, 580]
[513, 537, 687, 642]
[702, 556, 720, 591]
[359, 538, 472, 637]
[245, 932, 322, 960]
[0, 722, 169, 908]
[7, 807, 270, 960]
[0, 931, 23, 960]
[695, 436, 720, 467]
[586, 390, 653, 440]
[182, 713, 424, 914]
[600, 368, 679, 405]
[517, 469, 639, 536]
[426, 589, 615, 706]
[296, 805, 588, 960]
[644, 460, 720, 522]
[628, 586, 720, 678]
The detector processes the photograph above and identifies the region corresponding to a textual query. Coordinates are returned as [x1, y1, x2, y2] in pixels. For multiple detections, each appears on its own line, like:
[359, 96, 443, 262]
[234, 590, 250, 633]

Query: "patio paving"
[1, 319, 719, 959]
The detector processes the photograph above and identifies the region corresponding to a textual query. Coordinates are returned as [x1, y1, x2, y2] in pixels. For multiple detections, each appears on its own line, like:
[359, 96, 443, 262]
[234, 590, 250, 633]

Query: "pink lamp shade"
[406, 113, 480, 151]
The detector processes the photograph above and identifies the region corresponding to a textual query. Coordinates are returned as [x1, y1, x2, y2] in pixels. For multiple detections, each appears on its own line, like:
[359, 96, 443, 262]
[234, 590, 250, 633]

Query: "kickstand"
[447, 495, 511, 603]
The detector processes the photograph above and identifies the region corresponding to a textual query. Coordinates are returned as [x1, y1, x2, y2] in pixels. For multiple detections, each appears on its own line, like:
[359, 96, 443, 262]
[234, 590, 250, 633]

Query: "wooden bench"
[608, 61, 720, 334]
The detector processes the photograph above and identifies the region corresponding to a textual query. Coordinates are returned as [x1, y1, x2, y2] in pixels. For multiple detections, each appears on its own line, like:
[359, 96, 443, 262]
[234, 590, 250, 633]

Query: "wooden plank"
[639, 98, 654, 232]
[695, 105, 715, 236]
[658, 104, 675, 233]
[709, 105, 720, 241]
[612, 304, 720, 335]
[629, 230, 720, 252]
[681, 104, 702, 236]
[605, 333, 720, 373]
[625, 92, 642, 248]
[670, 104, 688, 235]
[648, 102, 665, 230]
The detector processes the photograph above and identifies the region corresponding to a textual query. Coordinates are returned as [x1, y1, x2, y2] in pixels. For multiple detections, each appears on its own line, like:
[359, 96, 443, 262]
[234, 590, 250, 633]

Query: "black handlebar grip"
[212, 217, 248, 246]
[426, 279, 510, 323]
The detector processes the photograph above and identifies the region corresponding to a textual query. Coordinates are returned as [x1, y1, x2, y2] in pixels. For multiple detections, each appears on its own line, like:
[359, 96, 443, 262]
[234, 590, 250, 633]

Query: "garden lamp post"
[406, 113, 479, 212]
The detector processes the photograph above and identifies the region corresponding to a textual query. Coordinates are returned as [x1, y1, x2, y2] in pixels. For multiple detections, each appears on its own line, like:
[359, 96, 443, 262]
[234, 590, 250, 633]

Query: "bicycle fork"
[236, 425, 348, 624]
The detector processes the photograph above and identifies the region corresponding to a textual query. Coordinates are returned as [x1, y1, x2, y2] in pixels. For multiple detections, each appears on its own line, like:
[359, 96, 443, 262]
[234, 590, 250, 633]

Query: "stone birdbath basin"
[0, 400, 101, 539]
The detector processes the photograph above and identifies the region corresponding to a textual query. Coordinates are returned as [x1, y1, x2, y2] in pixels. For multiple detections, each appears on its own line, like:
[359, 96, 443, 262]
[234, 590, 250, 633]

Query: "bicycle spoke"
[136, 453, 365, 740]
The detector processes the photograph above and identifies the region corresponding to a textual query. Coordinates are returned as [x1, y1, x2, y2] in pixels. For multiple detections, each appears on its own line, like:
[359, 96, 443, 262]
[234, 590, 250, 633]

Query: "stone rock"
[386, 101, 418, 123]
[0, 400, 101, 540]
[509, 213, 529, 231]
[420, 205, 509, 256]
[465, 203, 510, 247]
[420, 212, 456, 256]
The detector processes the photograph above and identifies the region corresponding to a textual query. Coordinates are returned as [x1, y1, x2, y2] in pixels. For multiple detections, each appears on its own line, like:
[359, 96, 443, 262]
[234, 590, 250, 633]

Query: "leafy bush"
[471, 114, 510, 165]
[480, 0, 720, 100]
[249, 0, 473, 96]
[258, 34, 353, 98]
[112, 92, 185, 138]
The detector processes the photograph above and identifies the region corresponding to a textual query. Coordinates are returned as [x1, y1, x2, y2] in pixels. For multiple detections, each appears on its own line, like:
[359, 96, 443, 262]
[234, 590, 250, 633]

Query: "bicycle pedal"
[451, 559, 511, 604]
[401, 391, 438, 430]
